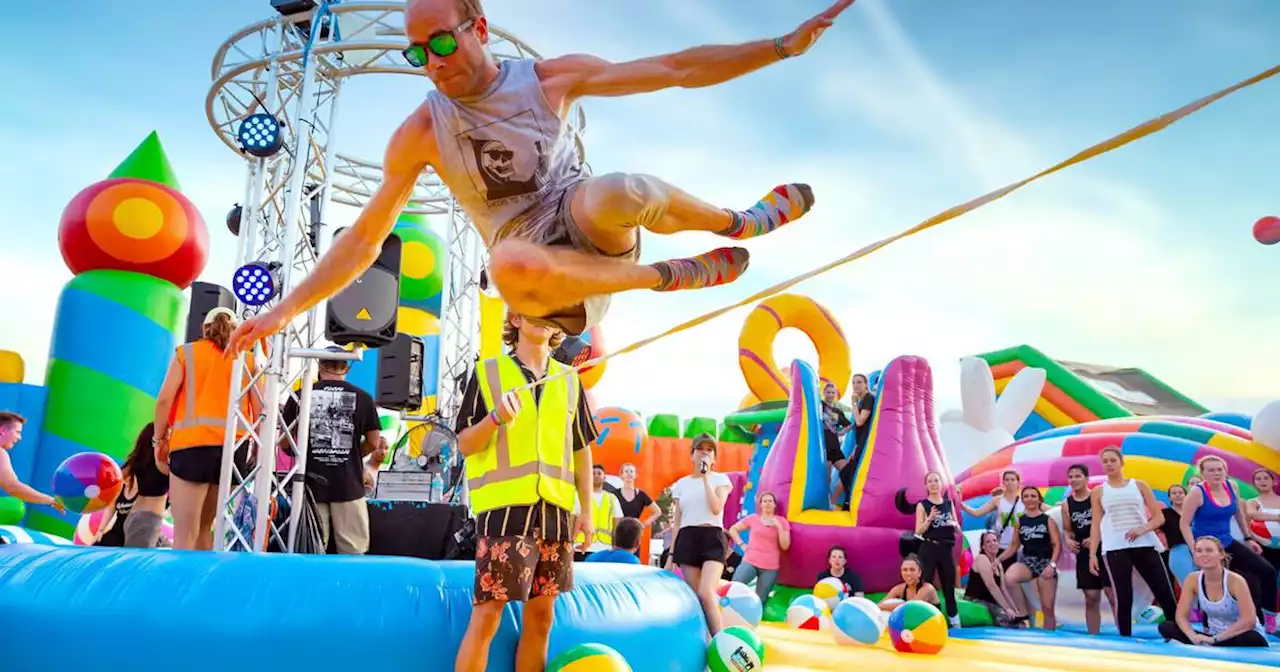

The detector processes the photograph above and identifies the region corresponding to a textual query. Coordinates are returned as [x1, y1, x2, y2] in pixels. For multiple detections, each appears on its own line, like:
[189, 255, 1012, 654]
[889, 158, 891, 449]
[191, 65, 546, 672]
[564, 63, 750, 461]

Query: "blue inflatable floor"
[954, 626, 1280, 667]
[0, 544, 709, 672]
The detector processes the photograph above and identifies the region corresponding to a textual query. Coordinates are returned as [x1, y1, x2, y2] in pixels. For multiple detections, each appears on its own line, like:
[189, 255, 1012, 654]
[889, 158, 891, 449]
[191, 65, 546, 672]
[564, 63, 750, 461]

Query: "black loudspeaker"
[186, 282, 236, 343]
[376, 333, 424, 411]
[324, 231, 402, 348]
[553, 335, 591, 367]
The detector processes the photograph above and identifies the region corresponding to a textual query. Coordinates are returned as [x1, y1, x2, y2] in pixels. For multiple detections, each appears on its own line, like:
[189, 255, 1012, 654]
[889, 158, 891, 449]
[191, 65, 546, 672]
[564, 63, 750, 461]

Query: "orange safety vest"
[170, 340, 258, 451]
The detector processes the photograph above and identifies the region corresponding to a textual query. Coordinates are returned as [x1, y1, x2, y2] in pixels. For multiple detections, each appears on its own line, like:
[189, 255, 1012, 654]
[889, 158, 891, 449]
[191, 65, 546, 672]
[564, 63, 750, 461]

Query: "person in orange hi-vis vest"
[152, 307, 262, 551]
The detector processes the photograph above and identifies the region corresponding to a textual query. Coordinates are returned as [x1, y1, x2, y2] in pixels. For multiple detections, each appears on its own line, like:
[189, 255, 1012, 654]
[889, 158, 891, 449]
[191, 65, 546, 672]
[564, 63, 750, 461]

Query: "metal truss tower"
[205, 1, 583, 552]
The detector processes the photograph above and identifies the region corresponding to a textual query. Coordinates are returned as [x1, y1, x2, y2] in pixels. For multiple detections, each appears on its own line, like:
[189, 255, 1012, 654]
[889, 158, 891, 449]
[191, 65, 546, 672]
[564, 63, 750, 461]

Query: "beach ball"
[73, 508, 112, 545]
[831, 596, 884, 646]
[576, 325, 608, 389]
[1137, 605, 1165, 624]
[708, 626, 765, 672]
[1251, 519, 1280, 549]
[717, 581, 763, 628]
[813, 576, 849, 610]
[547, 643, 631, 672]
[52, 452, 123, 514]
[0, 496, 25, 525]
[1254, 215, 1280, 245]
[959, 535, 974, 578]
[887, 601, 948, 655]
[786, 594, 832, 631]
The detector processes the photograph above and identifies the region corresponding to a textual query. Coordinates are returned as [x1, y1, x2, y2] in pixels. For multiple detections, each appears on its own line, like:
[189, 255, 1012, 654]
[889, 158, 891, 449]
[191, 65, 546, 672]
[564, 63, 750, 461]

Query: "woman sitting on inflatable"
[964, 531, 1027, 627]
[1159, 536, 1270, 647]
[878, 555, 940, 612]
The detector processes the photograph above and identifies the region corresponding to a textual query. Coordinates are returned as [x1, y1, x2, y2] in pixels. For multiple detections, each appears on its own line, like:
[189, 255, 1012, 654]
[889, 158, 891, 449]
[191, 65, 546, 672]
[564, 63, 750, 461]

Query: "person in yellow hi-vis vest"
[453, 313, 597, 672]
[572, 464, 623, 559]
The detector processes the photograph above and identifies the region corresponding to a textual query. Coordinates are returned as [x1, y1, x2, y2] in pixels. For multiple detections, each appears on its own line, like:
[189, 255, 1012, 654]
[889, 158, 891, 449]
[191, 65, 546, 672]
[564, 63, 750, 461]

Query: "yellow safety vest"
[467, 355, 579, 514]
[575, 491, 618, 546]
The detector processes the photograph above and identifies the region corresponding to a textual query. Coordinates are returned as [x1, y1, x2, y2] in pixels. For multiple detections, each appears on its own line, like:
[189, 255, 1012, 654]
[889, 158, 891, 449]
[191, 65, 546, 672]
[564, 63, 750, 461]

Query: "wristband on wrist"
[488, 409, 505, 426]
[773, 36, 790, 60]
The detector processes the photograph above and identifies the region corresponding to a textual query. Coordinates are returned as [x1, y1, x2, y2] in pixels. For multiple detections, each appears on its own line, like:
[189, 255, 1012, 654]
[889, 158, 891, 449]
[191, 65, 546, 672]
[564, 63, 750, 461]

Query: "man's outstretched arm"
[227, 109, 434, 354]
[539, 0, 853, 101]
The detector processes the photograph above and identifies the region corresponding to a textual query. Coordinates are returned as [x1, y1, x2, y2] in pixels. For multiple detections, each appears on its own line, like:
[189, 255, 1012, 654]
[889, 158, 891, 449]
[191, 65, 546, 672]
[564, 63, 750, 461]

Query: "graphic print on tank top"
[1067, 495, 1093, 539]
[456, 111, 552, 206]
[310, 387, 359, 466]
[1019, 514, 1052, 557]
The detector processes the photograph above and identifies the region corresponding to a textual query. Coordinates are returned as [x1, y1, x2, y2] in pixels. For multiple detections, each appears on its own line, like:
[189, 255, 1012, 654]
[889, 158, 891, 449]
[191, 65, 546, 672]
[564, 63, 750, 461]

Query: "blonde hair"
[203, 312, 234, 351]
[1193, 535, 1231, 568]
[1099, 446, 1124, 463]
[1196, 455, 1228, 474]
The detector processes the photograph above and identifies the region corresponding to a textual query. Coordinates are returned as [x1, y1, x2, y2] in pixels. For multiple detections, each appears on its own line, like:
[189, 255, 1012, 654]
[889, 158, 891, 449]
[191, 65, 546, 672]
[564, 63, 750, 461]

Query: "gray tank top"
[423, 58, 586, 245]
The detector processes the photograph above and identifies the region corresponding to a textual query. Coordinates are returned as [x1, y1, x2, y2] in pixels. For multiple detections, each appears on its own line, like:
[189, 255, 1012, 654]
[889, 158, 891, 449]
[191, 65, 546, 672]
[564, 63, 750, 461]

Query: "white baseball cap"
[203, 307, 238, 326]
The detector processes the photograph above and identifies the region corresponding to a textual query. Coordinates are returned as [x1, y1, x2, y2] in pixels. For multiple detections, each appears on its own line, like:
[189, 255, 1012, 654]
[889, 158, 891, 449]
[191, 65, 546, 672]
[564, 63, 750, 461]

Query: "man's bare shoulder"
[384, 103, 438, 175]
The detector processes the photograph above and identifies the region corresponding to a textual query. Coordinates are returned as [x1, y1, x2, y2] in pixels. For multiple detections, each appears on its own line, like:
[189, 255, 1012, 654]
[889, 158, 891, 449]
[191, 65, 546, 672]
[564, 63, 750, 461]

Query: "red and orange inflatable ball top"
[57, 133, 209, 289]
[591, 407, 648, 467]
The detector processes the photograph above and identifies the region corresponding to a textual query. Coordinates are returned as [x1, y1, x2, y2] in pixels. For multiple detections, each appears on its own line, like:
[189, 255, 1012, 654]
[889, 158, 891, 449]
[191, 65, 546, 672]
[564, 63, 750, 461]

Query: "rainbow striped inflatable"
[956, 415, 1276, 510]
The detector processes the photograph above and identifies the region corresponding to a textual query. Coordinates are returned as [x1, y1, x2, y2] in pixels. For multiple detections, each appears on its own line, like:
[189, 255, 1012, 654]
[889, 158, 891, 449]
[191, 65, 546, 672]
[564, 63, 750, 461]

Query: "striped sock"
[651, 247, 750, 292]
[718, 183, 815, 240]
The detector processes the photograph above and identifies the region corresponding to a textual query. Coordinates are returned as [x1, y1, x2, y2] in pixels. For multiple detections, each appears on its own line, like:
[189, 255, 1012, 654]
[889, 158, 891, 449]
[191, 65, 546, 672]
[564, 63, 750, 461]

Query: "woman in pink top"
[728, 492, 792, 603]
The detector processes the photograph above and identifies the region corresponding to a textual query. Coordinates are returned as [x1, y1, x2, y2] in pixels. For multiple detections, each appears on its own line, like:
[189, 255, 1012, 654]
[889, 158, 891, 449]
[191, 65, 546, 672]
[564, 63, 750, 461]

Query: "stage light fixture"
[232, 262, 281, 307]
[237, 113, 284, 158]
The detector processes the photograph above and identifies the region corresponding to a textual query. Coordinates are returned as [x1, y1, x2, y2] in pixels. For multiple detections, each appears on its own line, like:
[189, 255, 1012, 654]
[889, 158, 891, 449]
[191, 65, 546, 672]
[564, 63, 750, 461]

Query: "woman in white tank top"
[960, 469, 1024, 564]
[1245, 469, 1280, 571]
[1159, 536, 1270, 647]
[1087, 447, 1179, 637]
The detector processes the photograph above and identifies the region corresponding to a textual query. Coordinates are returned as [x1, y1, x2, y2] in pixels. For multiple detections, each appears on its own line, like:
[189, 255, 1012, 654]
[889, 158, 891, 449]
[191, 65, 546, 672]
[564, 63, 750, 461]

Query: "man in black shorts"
[453, 313, 597, 672]
[1060, 463, 1117, 634]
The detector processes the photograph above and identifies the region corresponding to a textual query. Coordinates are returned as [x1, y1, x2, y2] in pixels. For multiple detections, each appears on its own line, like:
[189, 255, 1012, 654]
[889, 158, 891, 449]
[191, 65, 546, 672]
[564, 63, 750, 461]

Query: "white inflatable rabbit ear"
[959, 357, 997, 432]
[995, 367, 1046, 435]
[1253, 400, 1280, 450]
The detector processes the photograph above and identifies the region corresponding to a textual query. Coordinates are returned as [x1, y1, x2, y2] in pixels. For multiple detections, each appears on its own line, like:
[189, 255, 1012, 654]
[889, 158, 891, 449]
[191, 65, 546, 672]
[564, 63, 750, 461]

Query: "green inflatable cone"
[108, 131, 182, 191]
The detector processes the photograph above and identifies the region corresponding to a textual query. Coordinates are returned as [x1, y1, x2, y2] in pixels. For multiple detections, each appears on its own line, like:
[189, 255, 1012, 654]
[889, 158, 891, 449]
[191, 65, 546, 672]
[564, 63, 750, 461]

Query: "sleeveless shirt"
[1066, 492, 1094, 542]
[1197, 568, 1268, 640]
[1099, 479, 1160, 551]
[1193, 483, 1238, 546]
[921, 498, 957, 544]
[423, 59, 587, 246]
[1017, 512, 1053, 559]
[995, 496, 1025, 548]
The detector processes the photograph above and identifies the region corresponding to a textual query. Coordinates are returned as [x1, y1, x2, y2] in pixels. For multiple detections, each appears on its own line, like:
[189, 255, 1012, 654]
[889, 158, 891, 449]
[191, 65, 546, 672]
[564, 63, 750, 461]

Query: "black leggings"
[918, 539, 958, 619]
[1103, 546, 1179, 637]
[1158, 621, 1269, 647]
[1224, 541, 1279, 616]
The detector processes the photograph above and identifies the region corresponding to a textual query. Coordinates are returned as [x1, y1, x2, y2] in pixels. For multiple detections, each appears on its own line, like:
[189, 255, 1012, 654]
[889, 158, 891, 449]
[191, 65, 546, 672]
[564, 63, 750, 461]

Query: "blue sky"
[1, 0, 1278, 420]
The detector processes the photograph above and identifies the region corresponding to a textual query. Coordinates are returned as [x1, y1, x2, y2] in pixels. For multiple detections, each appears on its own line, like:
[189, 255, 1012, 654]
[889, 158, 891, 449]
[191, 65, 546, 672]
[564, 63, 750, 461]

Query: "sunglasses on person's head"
[402, 18, 475, 66]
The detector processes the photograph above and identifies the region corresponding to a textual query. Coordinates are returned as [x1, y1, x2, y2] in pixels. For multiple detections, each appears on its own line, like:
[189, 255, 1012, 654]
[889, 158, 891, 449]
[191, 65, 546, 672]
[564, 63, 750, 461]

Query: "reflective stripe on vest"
[170, 340, 251, 451]
[466, 356, 578, 513]
[574, 491, 616, 546]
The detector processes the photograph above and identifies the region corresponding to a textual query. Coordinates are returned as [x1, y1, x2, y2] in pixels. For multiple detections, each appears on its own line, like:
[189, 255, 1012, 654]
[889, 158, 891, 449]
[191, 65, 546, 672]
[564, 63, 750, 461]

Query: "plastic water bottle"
[430, 472, 444, 503]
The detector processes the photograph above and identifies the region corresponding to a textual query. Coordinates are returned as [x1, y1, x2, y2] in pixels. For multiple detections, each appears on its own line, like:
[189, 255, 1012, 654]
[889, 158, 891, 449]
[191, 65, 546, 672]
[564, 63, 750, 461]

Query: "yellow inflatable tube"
[759, 624, 1264, 671]
[738, 294, 851, 403]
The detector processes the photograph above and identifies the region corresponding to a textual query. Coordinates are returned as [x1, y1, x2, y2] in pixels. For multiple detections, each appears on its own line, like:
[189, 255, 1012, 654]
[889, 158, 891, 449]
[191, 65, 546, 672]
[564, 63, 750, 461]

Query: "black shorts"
[673, 526, 729, 568]
[1077, 549, 1112, 590]
[168, 445, 222, 485]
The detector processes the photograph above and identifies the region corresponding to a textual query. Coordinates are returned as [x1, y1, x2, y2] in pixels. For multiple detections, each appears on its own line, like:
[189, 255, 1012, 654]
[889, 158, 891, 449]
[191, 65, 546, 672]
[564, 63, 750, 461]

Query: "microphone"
[699, 457, 709, 475]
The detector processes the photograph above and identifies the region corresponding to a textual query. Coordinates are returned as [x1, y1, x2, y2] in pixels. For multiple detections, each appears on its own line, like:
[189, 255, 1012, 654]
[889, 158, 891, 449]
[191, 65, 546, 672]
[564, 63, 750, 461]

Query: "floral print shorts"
[474, 535, 574, 604]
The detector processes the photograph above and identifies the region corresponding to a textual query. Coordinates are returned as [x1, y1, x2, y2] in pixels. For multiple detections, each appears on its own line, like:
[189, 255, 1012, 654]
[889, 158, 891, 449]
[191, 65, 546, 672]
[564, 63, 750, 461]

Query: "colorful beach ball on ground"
[812, 576, 849, 610]
[717, 581, 763, 628]
[831, 596, 884, 646]
[887, 601, 948, 655]
[786, 594, 832, 631]
[547, 643, 631, 672]
[1254, 215, 1280, 245]
[52, 452, 123, 514]
[73, 509, 111, 545]
[708, 626, 765, 672]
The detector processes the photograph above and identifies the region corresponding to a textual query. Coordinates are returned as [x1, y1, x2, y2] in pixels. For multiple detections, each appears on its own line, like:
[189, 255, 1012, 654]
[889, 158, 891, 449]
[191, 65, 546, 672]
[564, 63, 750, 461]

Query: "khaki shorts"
[493, 179, 642, 335]
[317, 498, 370, 555]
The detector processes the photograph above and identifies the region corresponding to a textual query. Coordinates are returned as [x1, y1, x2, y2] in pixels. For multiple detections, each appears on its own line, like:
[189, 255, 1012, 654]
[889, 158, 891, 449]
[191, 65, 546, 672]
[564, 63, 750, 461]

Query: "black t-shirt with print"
[283, 379, 380, 503]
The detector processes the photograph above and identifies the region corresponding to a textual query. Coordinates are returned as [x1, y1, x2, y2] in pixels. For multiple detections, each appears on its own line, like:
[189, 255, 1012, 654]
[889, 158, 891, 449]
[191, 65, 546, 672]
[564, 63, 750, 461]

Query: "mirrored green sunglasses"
[402, 18, 475, 66]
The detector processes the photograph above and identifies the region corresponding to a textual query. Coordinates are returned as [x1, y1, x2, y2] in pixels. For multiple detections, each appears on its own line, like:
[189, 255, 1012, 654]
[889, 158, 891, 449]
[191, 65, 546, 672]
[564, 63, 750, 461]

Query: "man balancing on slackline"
[228, 0, 855, 355]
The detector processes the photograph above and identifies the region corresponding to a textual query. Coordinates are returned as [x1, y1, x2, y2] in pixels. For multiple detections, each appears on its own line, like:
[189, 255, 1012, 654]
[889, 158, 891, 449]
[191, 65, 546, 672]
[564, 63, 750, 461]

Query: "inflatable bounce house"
[0, 133, 447, 541]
